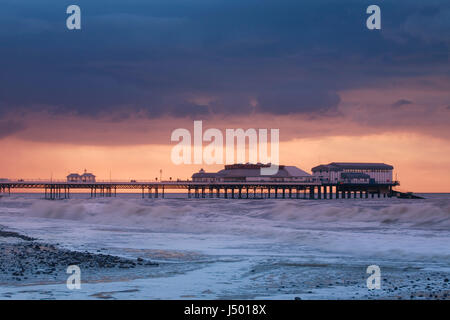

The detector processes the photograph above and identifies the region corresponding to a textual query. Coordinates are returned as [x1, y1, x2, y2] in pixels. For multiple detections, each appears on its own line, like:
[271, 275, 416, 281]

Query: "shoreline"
[0, 227, 159, 288]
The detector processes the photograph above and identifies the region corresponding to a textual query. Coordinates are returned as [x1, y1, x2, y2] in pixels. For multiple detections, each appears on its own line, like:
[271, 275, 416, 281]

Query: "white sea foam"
[1, 196, 449, 263]
[23, 197, 450, 231]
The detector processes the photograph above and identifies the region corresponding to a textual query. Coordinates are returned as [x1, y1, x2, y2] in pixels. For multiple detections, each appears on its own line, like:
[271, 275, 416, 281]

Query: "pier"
[0, 180, 397, 200]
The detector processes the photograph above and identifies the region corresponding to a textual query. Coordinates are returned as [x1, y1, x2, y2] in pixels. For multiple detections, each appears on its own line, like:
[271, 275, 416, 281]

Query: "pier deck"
[0, 180, 398, 200]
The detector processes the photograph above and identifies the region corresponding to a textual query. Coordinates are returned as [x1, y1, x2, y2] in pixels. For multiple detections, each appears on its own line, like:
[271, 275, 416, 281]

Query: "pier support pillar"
[317, 186, 322, 200]
[309, 186, 314, 199]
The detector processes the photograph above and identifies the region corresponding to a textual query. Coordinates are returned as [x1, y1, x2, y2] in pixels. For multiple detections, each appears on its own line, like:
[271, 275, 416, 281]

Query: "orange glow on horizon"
[0, 132, 449, 193]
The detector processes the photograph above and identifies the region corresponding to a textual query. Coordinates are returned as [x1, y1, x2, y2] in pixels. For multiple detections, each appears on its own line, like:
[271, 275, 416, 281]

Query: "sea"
[0, 193, 449, 299]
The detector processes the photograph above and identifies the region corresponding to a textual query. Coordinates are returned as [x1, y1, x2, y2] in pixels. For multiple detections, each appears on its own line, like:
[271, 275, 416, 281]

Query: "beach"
[0, 194, 449, 299]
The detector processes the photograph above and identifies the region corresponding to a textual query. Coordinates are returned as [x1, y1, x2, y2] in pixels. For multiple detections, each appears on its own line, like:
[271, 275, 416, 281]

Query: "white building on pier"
[67, 170, 96, 183]
[311, 162, 393, 184]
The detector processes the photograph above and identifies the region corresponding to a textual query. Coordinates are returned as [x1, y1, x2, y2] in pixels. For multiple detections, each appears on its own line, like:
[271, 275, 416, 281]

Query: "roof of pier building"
[67, 173, 81, 178]
[192, 164, 311, 179]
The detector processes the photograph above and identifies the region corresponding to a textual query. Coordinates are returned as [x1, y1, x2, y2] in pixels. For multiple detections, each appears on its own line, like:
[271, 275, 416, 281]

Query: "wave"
[22, 197, 450, 232]
[1, 197, 447, 262]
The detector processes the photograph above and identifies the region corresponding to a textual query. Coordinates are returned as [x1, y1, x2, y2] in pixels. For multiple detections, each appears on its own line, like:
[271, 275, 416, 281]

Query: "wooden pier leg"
[296, 188, 299, 199]
[282, 188, 285, 199]
[365, 190, 368, 198]
[275, 188, 278, 199]
[360, 190, 363, 198]
[216, 187, 220, 198]
[253, 187, 256, 199]
[353, 191, 357, 198]
[188, 187, 191, 198]
[155, 188, 159, 198]
[162, 186, 165, 198]
[309, 187, 314, 199]
[142, 187, 144, 199]
[201, 187, 205, 198]
[246, 187, 249, 199]
[377, 190, 381, 198]
[238, 188, 242, 199]
[231, 188, 235, 199]
[45, 187, 47, 199]
[114, 187, 117, 197]
[224, 188, 228, 199]
[371, 192, 374, 198]
[317, 186, 322, 200]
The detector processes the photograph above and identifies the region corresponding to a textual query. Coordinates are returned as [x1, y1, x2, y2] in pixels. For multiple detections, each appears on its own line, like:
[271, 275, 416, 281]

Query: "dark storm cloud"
[0, 0, 448, 119]
[392, 99, 413, 108]
[0, 120, 26, 139]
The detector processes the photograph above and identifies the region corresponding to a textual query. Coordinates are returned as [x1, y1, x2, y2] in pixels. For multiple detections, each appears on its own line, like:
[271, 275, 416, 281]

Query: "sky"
[0, 0, 449, 192]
